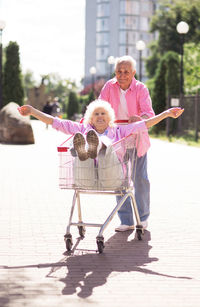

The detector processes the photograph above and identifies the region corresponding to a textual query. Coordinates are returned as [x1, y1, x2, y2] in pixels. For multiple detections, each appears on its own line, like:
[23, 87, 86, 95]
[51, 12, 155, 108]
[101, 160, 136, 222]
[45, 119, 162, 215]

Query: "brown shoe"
[86, 130, 99, 159]
[73, 133, 89, 161]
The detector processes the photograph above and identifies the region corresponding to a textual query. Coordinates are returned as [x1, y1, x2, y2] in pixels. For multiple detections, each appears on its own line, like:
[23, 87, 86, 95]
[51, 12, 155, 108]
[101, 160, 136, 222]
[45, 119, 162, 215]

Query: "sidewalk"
[0, 120, 200, 307]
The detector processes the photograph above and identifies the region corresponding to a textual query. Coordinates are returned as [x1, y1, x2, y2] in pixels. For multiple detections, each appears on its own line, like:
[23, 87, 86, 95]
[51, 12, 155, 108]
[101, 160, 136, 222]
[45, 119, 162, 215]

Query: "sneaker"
[141, 220, 148, 229]
[115, 224, 135, 232]
[86, 130, 99, 159]
[73, 133, 89, 161]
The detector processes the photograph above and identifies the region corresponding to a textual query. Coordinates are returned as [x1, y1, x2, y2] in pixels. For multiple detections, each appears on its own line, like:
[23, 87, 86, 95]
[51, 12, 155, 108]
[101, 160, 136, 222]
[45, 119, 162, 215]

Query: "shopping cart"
[57, 131, 144, 254]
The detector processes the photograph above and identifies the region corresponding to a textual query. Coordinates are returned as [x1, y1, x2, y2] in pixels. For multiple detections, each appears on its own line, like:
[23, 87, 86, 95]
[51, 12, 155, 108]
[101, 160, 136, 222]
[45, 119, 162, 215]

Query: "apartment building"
[84, 0, 157, 85]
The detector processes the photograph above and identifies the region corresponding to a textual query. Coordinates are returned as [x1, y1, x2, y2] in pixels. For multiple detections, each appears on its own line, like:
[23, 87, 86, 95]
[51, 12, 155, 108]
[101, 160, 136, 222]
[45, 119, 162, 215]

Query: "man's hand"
[167, 107, 184, 118]
[128, 115, 142, 123]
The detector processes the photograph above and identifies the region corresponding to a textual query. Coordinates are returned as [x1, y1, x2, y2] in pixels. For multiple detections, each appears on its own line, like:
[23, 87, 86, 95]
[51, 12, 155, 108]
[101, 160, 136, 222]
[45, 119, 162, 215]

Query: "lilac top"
[52, 118, 150, 157]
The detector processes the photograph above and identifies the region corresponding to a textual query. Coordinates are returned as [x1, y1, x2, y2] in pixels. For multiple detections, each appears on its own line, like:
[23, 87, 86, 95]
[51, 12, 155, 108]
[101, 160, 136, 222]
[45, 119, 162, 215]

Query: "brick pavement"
[0, 120, 200, 307]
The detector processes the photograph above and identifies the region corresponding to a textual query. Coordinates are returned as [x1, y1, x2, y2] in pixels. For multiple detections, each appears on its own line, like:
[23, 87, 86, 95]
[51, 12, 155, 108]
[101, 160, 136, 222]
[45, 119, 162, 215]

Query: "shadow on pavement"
[0, 231, 192, 301]
[59, 230, 192, 298]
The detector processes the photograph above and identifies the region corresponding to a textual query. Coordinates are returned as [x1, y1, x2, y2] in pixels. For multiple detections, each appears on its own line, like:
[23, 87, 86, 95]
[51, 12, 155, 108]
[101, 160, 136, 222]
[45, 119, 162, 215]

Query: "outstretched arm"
[18, 105, 54, 125]
[144, 107, 184, 129]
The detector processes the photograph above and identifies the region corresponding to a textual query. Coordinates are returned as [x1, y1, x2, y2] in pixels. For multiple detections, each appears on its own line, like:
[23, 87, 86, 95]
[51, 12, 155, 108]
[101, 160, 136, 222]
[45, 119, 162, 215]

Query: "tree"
[23, 70, 36, 99]
[151, 51, 180, 132]
[67, 91, 80, 119]
[3, 41, 24, 106]
[146, 0, 200, 78]
[184, 42, 200, 94]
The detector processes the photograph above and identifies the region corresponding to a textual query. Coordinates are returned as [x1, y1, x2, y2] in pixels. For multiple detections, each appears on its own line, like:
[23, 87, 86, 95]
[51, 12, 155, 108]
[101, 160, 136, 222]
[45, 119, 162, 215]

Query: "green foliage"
[150, 0, 200, 54]
[151, 51, 180, 132]
[80, 90, 96, 115]
[146, 0, 200, 78]
[164, 51, 180, 96]
[23, 70, 36, 98]
[88, 90, 96, 104]
[67, 91, 80, 119]
[184, 42, 200, 94]
[3, 41, 24, 106]
[145, 41, 161, 78]
[152, 57, 167, 116]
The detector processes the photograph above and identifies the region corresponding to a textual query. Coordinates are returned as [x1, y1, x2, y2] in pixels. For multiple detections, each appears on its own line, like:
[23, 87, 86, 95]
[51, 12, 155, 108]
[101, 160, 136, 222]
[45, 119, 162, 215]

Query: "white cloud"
[0, 0, 86, 84]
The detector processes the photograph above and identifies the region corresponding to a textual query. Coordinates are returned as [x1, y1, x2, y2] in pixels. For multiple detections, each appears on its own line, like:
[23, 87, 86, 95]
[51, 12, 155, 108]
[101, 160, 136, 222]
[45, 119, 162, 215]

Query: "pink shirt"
[52, 118, 150, 157]
[99, 77, 155, 119]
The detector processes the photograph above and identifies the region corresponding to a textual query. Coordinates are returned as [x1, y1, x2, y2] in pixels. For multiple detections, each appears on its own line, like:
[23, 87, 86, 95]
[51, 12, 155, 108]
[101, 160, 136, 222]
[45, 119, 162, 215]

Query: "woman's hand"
[167, 107, 184, 118]
[18, 105, 33, 116]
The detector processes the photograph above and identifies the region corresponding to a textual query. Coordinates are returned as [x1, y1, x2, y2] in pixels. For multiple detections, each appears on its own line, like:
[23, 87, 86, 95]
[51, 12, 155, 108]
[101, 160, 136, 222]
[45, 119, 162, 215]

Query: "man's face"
[90, 107, 110, 133]
[115, 62, 136, 90]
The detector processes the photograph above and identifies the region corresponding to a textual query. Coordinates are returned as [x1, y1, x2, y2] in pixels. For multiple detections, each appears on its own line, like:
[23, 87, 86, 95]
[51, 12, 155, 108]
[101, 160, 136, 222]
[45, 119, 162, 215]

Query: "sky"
[0, 0, 86, 85]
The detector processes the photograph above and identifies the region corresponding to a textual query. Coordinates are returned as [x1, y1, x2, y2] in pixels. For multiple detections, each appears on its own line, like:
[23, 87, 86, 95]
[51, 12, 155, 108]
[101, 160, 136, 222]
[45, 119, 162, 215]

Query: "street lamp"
[89, 66, 96, 92]
[107, 55, 115, 79]
[136, 40, 146, 81]
[176, 21, 189, 95]
[0, 20, 6, 110]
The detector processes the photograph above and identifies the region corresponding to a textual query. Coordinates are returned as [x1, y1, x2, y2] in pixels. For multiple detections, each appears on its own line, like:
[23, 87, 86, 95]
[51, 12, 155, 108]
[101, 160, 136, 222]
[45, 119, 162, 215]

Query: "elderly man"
[99, 55, 155, 232]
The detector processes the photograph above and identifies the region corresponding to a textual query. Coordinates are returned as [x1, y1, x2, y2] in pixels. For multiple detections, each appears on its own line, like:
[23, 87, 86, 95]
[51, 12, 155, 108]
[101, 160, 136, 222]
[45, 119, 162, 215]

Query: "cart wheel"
[66, 238, 73, 251]
[78, 226, 86, 238]
[136, 229, 142, 241]
[64, 234, 73, 251]
[97, 240, 104, 254]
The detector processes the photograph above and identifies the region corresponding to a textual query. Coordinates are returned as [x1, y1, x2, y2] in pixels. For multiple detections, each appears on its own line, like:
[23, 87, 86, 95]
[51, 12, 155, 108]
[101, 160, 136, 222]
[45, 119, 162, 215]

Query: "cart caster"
[64, 234, 73, 251]
[78, 226, 86, 238]
[96, 236, 104, 254]
[136, 225, 143, 241]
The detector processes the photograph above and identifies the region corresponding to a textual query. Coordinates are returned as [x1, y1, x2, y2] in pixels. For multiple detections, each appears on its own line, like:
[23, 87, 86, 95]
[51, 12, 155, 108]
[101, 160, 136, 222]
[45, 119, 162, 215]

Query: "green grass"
[149, 130, 200, 148]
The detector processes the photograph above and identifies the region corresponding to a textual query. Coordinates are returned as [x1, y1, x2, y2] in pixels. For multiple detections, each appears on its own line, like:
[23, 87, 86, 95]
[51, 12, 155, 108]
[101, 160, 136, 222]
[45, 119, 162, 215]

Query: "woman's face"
[90, 107, 110, 133]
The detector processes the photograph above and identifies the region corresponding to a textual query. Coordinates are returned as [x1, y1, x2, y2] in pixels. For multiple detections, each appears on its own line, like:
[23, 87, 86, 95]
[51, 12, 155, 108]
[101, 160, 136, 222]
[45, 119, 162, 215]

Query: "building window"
[96, 32, 109, 46]
[140, 17, 149, 31]
[96, 61, 107, 75]
[140, 32, 150, 41]
[96, 18, 109, 31]
[120, 16, 138, 30]
[119, 45, 137, 58]
[97, 0, 109, 3]
[97, 3, 110, 17]
[96, 47, 109, 60]
[141, 2, 150, 13]
[119, 30, 139, 44]
[120, 0, 140, 15]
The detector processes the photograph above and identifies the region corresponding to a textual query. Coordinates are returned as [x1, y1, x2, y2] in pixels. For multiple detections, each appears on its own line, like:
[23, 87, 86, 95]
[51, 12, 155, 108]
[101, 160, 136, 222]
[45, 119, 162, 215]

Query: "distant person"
[51, 97, 61, 117]
[42, 101, 53, 129]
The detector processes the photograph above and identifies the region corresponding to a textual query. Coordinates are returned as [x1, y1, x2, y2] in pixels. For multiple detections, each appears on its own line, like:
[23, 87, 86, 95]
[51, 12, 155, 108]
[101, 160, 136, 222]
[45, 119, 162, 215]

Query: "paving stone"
[0, 121, 200, 307]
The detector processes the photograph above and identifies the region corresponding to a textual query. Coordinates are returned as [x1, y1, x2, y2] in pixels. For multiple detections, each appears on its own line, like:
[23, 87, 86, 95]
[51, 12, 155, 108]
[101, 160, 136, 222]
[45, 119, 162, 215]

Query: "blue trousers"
[116, 153, 150, 225]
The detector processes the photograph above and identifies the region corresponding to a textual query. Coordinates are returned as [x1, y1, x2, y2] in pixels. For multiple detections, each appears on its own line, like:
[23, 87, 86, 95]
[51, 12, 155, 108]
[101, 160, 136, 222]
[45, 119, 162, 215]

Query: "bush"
[67, 91, 80, 119]
[3, 41, 24, 106]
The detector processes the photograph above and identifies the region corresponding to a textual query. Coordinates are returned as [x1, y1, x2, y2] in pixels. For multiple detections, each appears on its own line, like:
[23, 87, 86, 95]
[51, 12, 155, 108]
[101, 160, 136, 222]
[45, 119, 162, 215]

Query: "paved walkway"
[0, 120, 200, 307]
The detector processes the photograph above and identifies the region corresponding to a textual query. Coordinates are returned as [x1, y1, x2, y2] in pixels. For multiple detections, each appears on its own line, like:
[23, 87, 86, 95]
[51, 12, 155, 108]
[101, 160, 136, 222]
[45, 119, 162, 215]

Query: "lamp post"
[89, 66, 96, 92]
[107, 55, 115, 79]
[0, 20, 6, 110]
[136, 40, 146, 81]
[176, 21, 189, 95]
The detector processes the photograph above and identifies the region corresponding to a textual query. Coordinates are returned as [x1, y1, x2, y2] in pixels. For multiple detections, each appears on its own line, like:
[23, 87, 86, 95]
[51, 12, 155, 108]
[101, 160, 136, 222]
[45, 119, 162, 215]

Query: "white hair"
[84, 99, 116, 127]
[115, 55, 137, 71]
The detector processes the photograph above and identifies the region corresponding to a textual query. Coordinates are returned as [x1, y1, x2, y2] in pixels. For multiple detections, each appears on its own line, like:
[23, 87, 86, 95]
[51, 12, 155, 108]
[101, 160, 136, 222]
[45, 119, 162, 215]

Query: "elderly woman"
[18, 100, 183, 187]
[18, 99, 183, 155]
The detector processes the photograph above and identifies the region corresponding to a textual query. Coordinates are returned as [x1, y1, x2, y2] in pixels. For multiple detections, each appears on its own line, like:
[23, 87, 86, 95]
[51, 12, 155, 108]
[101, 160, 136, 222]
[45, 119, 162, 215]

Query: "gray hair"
[115, 55, 136, 71]
[84, 99, 116, 127]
